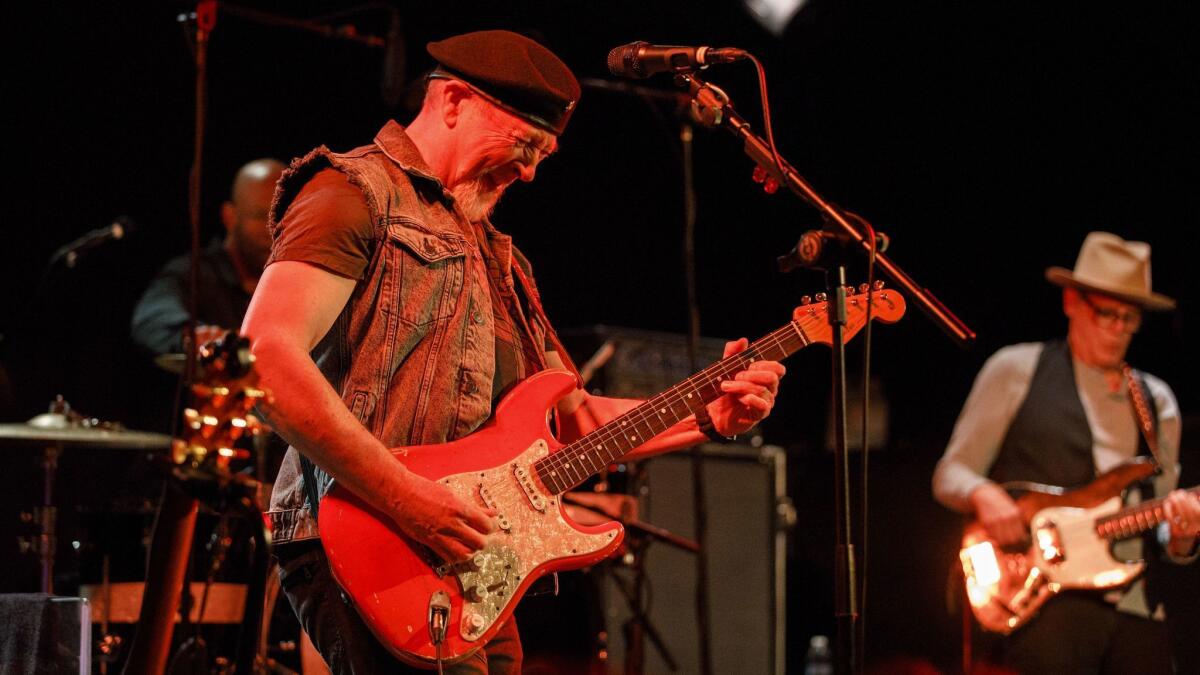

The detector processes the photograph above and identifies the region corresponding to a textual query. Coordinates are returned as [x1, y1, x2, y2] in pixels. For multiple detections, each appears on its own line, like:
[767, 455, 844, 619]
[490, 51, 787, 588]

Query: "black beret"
[427, 30, 580, 135]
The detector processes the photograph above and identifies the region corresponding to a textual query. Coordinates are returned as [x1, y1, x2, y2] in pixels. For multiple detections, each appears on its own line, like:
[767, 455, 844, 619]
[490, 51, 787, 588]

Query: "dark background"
[2, 1, 1198, 671]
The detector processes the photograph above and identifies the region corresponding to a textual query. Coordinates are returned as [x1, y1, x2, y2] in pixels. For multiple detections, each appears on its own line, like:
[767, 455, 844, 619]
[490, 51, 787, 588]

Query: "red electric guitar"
[320, 285, 907, 668]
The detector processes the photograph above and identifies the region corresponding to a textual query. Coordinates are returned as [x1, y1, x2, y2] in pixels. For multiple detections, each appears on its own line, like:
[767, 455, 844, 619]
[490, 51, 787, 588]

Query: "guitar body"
[319, 370, 624, 667]
[960, 460, 1157, 634]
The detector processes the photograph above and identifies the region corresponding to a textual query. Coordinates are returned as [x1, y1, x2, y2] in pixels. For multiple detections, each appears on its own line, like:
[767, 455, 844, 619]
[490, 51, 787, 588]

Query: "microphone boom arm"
[676, 72, 976, 348]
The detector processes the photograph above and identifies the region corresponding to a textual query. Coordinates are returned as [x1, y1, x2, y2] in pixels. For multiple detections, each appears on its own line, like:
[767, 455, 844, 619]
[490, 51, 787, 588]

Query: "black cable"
[747, 54, 789, 192]
[847, 211, 879, 671]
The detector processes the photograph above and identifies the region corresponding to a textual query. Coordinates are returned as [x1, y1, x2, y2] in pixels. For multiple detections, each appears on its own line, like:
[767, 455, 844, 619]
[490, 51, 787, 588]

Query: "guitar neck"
[1095, 485, 1200, 541]
[534, 321, 808, 495]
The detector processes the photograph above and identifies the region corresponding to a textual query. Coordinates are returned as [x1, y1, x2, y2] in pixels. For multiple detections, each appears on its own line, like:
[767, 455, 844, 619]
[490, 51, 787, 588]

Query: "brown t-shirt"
[268, 168, 374, 279]
[269, 167, 539, 404]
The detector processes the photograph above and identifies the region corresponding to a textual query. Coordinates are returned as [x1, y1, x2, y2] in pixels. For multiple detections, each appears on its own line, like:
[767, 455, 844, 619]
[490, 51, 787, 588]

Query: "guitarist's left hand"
[1165, 489, 1200, 557]
[706, 338, 787, 436]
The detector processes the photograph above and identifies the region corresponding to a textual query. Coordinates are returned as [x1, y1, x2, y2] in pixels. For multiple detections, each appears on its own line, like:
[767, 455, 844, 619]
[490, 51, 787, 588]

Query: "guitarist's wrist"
[695, 407, 734, 444]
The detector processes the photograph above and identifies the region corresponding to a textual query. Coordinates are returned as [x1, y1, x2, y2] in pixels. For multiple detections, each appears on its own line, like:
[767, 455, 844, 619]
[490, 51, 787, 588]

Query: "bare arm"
[242, 261, 493, 562]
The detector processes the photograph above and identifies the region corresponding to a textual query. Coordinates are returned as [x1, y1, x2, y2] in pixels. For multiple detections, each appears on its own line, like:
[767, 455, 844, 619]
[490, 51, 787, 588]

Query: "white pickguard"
[1030, 497, 1145, 590]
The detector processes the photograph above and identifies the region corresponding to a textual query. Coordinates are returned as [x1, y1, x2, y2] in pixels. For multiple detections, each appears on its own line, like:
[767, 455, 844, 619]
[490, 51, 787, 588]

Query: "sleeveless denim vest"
[266, 122, 548, 543]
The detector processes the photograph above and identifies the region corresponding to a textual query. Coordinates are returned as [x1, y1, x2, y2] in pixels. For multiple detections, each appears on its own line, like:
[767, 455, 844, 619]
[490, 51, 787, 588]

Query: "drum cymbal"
[0, 413, 171, 449]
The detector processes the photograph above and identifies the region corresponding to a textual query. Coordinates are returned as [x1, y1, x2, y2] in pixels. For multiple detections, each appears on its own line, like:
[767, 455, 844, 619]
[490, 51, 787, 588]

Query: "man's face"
[450, 94, 557, 223]
[1064, 288, 1142, 369]
[226, 174, 277, 272]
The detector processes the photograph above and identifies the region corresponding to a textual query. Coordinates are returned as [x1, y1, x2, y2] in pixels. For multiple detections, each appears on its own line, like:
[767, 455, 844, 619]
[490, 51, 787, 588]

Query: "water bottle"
[803, 634, 833, 675]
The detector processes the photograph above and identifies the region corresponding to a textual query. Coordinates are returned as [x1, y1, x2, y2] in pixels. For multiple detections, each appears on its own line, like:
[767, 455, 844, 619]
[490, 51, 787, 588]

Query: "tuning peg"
[873, 280, 886, 290]
[815, 292, 828, 302]
[751, 166, 767, 184]
[762, 177, 780, 194]
[800, 295, 812, 305]
[858, 283, 869, 294]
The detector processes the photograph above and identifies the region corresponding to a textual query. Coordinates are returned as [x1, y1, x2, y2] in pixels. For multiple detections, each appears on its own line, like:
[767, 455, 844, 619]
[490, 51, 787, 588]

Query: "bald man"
[132, 158, 285, 356]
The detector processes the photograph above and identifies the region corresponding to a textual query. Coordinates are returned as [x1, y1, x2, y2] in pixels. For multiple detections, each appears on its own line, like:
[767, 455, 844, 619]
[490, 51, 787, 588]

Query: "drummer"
[131, 159, 284, 356]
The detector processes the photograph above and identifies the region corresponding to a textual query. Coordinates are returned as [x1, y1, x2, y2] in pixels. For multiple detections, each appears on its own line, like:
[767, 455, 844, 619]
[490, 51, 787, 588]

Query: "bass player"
[933, 231, 1199, 673]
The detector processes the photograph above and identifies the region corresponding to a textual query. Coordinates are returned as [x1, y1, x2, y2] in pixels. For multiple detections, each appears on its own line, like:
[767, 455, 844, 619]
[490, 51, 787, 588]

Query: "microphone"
[379, 8, 405, 108]
[53, 216, 136, 268]
[607, 41, 747, 79]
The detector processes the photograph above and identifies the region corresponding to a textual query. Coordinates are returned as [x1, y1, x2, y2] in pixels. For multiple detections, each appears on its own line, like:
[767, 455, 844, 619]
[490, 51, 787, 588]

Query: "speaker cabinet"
[602, 443, 790, 675]
[0, 594, 91, 674]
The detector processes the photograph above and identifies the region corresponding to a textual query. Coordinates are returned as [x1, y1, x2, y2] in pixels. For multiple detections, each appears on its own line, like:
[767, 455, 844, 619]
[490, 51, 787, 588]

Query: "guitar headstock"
[172, 331, 271, 482]
[792, 282, 907, 346]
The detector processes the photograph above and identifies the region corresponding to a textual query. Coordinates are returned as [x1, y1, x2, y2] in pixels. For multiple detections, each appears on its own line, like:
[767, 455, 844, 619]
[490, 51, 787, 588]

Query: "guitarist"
[933, 231, 1200, 673]
[241, 31, 786, 674]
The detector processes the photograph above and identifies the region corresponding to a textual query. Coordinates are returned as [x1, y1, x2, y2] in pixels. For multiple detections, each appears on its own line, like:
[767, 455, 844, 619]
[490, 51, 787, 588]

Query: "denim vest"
[266, 121, 548, 543]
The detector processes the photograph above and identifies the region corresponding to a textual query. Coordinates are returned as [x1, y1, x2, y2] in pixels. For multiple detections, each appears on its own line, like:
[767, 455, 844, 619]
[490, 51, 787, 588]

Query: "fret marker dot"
[630, 436, 637, 442]
[660, 408, 666, 414]
[687, 393, 693, 399]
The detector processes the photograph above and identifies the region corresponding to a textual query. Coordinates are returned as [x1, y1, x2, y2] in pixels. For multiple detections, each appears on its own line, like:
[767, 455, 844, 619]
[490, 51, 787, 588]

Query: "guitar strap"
[301, 455, 321, 522]
[1123, 363, 1167, 613]
[1123, 364, 1163, 471]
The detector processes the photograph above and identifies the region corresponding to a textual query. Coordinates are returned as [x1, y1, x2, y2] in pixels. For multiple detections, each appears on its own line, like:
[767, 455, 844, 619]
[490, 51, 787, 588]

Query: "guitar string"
[534, 311, 835, 492]
[467, 293, 887, 499]
[533, 321, 806, 493]
[462, 294, 888, 521]
[460, 323, 804, 499]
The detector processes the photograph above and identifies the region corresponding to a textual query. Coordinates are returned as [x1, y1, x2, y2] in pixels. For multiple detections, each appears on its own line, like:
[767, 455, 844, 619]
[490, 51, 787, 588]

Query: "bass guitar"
[959, 457, 1198, 634]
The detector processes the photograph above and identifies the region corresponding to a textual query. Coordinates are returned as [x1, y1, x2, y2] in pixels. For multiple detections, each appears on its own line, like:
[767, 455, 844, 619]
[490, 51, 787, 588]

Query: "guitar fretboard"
[533, 322, 809, 495]
[1094, 486, 1200, 541]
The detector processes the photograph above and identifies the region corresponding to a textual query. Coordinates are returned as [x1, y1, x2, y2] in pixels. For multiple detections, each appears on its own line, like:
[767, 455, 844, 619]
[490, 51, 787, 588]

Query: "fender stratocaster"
[321, 286, 906, 667]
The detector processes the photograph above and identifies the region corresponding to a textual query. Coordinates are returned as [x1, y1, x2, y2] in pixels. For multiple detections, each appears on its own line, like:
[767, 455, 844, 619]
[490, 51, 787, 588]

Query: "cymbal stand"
[33, 441, 61, 594]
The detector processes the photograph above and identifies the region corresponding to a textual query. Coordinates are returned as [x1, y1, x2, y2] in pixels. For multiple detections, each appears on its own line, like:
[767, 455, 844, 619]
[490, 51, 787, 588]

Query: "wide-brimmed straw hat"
[1045, 231, 1175, 311]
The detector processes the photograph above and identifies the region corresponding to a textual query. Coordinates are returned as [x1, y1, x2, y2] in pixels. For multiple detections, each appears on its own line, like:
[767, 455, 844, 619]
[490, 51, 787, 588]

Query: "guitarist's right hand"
[390, 474, 497, 565]
[970, 482, 1028, 547]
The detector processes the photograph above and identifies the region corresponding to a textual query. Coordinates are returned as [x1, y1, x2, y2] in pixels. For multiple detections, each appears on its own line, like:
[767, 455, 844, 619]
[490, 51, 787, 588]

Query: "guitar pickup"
[1034, 523, 1065, 564]
[478, 484, 511, 531]
[513, 465, 547, 512]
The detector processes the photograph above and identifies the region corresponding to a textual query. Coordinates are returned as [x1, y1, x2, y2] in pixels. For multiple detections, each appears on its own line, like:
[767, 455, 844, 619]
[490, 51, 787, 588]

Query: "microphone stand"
[672, 71, 976, 675]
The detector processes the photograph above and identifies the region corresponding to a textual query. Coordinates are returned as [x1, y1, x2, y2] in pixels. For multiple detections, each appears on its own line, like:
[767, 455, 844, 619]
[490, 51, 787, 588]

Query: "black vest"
[989, 340, 1096, 489]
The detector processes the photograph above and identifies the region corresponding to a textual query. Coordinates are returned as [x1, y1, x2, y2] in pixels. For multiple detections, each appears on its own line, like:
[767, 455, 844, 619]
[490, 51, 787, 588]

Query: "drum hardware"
[2, 396, 171, 594]
[124, 332, 273, 675]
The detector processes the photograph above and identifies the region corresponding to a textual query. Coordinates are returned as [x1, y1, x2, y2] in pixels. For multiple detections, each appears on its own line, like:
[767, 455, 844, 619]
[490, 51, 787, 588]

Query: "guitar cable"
[846, 209, 879, 672]
[428, 590, 450, 675]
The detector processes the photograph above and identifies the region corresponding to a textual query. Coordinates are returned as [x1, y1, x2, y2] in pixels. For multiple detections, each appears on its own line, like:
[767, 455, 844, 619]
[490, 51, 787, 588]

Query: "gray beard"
[451, 176, 503, 223]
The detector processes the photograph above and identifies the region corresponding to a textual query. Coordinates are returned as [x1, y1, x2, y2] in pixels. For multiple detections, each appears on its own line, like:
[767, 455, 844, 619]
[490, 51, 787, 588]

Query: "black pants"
[1002, 593, 1174, 674]
[275, 542, 523, 675]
